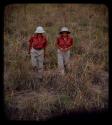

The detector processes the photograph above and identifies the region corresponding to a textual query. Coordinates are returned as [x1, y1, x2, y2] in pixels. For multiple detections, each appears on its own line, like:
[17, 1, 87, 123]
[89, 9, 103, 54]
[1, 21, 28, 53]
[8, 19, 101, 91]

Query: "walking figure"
[56, 27, 74, 75]
[28, 26, 47, 80]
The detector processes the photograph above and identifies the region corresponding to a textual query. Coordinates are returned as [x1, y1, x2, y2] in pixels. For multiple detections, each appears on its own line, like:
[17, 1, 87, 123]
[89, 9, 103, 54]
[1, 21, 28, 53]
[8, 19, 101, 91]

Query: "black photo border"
[0, 0, 111, 124]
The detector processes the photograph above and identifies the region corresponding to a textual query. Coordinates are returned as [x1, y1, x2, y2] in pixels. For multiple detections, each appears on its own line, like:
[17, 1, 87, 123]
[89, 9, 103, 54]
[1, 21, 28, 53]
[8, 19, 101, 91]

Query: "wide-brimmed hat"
[59, 27, 70, 34]
[34, 26, 45, 33]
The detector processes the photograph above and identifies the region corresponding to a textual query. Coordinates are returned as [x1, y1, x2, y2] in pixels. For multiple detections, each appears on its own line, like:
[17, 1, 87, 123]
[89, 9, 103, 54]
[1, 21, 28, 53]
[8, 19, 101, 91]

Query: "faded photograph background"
[4, 4, 108, 120]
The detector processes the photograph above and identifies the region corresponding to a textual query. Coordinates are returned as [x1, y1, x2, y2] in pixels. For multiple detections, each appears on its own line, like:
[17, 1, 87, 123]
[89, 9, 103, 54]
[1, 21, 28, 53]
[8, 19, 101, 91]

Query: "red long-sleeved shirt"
[56, 35, 73, 49]
[29, 34, 47, 52]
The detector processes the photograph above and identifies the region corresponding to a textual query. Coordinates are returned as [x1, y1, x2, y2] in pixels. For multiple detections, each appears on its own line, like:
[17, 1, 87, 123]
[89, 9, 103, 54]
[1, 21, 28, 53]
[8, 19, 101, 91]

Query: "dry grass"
[4, 4, 108, 120]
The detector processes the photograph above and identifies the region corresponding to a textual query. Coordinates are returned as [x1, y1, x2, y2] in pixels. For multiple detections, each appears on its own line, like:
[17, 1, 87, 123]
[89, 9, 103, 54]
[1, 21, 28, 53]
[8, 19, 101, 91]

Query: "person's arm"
[64, 46, 72, 51]
[55, 37, 64, 51]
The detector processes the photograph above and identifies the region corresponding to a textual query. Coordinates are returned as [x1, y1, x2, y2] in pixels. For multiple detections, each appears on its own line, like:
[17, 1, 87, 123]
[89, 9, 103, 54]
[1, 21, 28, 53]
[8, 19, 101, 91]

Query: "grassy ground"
[4, 4, 108, 120]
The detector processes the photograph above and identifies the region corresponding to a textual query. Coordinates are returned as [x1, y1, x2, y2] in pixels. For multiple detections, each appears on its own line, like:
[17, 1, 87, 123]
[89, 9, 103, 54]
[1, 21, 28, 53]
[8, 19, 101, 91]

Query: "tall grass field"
[4, 4, 108, 120]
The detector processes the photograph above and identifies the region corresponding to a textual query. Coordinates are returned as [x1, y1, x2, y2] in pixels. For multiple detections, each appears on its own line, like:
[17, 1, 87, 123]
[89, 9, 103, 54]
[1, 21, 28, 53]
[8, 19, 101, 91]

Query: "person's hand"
[59, 48, 65, 51]
[60, 48, 69, 52]
[63, 48, 68, 51]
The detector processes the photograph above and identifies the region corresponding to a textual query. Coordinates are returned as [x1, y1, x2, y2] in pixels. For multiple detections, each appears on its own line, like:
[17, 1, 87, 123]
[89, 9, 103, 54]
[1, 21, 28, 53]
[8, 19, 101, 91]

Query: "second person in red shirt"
[56, 27, 74, 75]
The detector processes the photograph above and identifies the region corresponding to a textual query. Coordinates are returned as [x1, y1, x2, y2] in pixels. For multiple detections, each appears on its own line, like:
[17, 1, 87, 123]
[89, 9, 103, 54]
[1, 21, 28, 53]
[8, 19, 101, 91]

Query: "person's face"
[36, 33, 43, 36]
[61, 32, 68, 37]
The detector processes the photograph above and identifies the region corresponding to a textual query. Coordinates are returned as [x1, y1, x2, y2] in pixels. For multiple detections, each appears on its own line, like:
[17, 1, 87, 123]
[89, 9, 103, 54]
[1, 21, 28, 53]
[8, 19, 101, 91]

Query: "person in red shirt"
[28, 26, 48, 80]
[56, 27, 73, 75]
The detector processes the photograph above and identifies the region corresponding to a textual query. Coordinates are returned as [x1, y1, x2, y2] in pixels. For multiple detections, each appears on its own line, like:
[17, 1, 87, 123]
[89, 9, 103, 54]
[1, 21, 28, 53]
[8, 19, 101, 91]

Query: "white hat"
[34, 26, 45, 33]
[60, 27, 70, 33]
